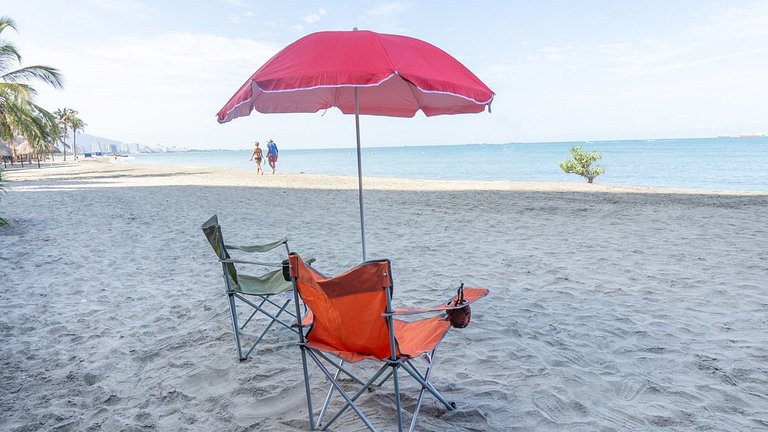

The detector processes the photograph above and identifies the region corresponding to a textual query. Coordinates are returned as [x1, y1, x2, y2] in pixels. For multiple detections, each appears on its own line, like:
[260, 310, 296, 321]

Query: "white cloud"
[27, 33, 282, 148]
[367, 2, 408, 17]
[603, 45, 768, 76]
[218, 0, 249, 7]
[695, 3, 768, 39]
[303, 8, 327, 24]
[84, 0, 155, 15]
[229, 9, 257, 24]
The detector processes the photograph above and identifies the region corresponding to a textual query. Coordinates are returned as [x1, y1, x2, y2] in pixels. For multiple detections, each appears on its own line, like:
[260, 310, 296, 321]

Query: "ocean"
[122, 137, 768, 192]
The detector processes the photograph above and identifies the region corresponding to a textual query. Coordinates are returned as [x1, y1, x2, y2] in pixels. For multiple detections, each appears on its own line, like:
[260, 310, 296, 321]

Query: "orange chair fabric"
[289, 254, 454, 362]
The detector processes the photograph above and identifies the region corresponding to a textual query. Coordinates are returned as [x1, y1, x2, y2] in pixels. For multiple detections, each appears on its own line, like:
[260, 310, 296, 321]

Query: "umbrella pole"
[354, 87, 367, 261]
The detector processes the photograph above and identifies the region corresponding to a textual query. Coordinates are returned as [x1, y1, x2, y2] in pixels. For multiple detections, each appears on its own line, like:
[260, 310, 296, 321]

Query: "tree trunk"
[62, 125, 68, 161]
[587, 177, 593, 184]
[73, 130, 77, 161]
[37, 156, 41, 168]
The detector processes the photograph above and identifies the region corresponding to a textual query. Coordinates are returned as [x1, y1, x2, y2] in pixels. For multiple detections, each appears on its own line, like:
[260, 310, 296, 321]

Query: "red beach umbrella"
[217, 29, 494, 260]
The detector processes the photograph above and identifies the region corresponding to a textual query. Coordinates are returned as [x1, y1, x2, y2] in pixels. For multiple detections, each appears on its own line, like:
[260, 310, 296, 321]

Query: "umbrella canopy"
[217, 29, 495, 259]
[218, 30, 494, 122]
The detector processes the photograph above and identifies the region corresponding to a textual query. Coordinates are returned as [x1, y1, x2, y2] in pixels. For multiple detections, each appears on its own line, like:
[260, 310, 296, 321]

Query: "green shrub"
[559, 145, 606, 184]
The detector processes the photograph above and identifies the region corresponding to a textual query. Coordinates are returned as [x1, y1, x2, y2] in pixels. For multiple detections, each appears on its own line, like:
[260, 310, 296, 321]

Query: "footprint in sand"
[618, 377, 648, 401]
[532, 394, 570, 423]
[593, 407, 646, 431]
[558, 350, 590, 368]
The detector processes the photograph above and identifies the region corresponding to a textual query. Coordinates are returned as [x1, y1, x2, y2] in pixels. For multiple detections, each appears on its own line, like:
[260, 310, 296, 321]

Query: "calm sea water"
[123, 137, 768, 192]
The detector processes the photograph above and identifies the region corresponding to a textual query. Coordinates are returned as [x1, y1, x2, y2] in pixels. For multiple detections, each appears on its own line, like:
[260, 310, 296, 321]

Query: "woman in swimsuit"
[249, 141, 264, 175]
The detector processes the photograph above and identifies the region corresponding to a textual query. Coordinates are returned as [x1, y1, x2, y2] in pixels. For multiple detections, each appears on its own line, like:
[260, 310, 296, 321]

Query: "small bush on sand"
[559, 145, 606, 184]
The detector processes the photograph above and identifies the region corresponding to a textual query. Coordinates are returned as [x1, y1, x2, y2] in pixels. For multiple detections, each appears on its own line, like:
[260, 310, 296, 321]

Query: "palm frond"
[3, 65, 63, 89]
[0, 16, 18, 35]
[0, 41, 22, 70]
[0, 82, 37, 101]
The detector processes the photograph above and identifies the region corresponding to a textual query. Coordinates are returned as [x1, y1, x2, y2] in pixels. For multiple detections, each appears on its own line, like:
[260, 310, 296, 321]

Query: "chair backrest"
[201, 215, 239, 289]
[289, 253, 398, 360]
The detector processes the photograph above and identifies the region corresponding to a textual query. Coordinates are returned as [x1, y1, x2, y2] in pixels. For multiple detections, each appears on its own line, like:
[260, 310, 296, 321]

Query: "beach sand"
[1, 159, 767, 431]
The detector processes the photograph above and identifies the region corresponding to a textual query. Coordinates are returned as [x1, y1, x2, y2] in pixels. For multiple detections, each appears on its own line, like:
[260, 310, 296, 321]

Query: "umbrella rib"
[399, 73, 423, 112]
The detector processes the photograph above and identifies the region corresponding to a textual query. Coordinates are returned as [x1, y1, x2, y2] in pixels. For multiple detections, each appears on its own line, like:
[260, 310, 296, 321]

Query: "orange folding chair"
[287, 253, 488, 432]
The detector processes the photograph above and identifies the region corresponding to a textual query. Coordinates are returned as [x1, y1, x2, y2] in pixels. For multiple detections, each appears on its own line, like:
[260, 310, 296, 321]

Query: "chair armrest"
[220, 258, 284, 267]
[225, 237, 288, 253]
[383, 287, 489, 316]
[222, 256, 315, 268]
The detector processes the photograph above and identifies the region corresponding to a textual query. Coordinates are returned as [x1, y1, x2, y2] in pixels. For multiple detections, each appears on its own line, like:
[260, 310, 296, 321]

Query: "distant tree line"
[1, 16, 85, 169]
[1, 15, 86, 226]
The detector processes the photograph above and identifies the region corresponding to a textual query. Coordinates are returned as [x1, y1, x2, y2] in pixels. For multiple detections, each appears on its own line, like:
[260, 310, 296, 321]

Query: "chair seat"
[393, 316, 451, 358]
[236, 269, 293, 296]
[306, 315, 450, 362]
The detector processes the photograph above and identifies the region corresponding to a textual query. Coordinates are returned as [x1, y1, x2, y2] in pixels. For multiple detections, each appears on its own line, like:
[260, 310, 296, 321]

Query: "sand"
[1, 159, 767, 431]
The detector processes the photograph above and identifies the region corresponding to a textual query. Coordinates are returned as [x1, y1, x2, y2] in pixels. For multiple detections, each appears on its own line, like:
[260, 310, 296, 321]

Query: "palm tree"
[0, 17, 63, 154]
[70, 112, 85, 160]
[54, 108, 76, 161]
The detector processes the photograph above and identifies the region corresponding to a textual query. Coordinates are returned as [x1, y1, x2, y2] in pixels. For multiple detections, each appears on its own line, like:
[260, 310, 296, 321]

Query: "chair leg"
[313, 350, 366, 386]
[240, 298, 267, 330]
[300, 345, 316, 430]
[316, 359, 344, 427]
[242, 298, 293, 360]
[293, 290, 315, 431]
[305, 349, 381, 432]
[401, 360, 455, 410]
[227, 293, 246, 361]
[406, 353, 441, 432]
[393, 365, 404, 432]
[377, 368, 394, 387]
[236, 294, 296, 332]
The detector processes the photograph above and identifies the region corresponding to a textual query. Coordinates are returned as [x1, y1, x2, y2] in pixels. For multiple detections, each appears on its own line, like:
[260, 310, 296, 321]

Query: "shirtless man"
[249, 141, 264, 175]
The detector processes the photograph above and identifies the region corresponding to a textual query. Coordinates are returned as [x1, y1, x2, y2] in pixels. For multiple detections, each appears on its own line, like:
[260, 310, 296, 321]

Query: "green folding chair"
[202, 214, 304, 361]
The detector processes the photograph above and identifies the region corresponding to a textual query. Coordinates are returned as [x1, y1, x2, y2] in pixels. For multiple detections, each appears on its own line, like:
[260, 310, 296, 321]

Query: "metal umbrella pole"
[354, 87, 367, 261]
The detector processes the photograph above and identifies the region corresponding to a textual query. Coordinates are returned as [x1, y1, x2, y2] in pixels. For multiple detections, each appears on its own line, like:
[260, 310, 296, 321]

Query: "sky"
[4, 1, 768, 150]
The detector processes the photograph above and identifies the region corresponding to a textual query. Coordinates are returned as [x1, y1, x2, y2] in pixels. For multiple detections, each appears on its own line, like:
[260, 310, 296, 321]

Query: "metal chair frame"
[203, 215, 297, 362]
[290, 257, 458, 432]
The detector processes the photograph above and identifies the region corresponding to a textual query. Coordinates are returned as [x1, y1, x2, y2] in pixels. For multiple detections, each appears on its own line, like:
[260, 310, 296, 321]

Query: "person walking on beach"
[249, 141, 264, 175]
[266, 138, 278, 174]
